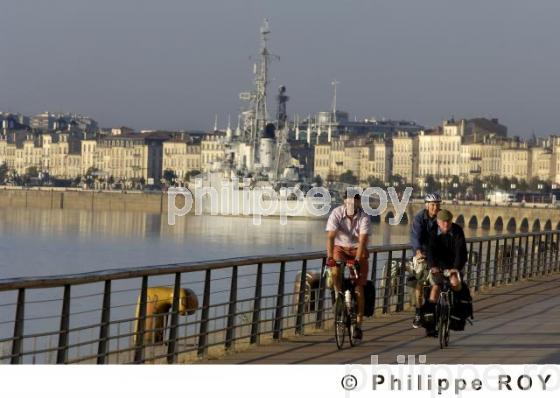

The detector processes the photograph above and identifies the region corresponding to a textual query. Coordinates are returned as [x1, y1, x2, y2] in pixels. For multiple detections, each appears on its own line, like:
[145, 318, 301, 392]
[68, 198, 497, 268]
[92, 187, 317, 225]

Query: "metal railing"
[0, 230, 559, 364]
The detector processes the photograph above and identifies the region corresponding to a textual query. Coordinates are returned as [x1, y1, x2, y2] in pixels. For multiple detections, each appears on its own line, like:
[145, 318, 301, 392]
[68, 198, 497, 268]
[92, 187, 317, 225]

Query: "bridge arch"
[506, 217, 516, 232]
[468, 215, 478, 229]
[532, 219, 541, 232]
[520, 218, 529, 232]
[544, 220, 552, 231]
[494, 216, 504, 231]
[384, 211, 394, 223]
[400, 212, 409, 225]
[455, 215, 465, 228]
[481, 216, 491, 230]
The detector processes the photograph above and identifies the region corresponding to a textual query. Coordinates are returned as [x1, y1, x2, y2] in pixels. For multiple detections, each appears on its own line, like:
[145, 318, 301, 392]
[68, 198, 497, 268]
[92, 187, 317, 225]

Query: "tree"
[163, 169, 177, 183]
[86, 166, 99, 177]
[448, 175, 462, 198]
[313, 175, 323, 187]
[25, 166, 39, 178]
[425, 175, 440, 193]
[186, 169, 201, 181]
[339, 170, 358, 185]
[389, 174, 405, 188]
[472, 178, 484, 198]
[0, 163, 8, 184]
[367, 176, 384, 187]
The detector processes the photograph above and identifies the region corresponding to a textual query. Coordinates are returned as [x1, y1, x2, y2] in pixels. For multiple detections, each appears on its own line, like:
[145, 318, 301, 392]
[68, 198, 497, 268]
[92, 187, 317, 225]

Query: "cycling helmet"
[424, 192, 442, 203]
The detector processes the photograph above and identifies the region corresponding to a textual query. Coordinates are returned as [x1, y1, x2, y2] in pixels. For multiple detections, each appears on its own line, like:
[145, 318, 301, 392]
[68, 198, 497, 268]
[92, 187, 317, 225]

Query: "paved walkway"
[201, 274, 560, 364]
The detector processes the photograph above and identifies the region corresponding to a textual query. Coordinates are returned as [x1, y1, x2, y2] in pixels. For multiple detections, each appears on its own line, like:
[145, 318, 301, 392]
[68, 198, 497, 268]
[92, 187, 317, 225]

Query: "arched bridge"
[381, 202, 560, 233]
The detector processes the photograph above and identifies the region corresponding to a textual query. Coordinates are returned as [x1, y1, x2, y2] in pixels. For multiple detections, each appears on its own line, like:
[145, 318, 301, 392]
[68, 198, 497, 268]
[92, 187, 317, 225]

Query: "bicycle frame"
[333, 261, 359, 349]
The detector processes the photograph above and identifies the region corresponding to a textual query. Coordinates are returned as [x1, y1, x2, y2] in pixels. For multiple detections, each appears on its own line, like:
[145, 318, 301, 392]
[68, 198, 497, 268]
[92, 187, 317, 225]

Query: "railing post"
[502, 237, 508, 284]
[225, 266, 238, 350]
[544, 232, 548, 273]
[523, 234, 529, 279]
[383, 251, 393, 314]
[56, 284, 71, 364]
[370, 251, 378, 312]
[134, 276, 148, 364]
[492, 238, 500, 287]
[547, 232, 554, 274]
[97, 280, 111, 364]
[554, 231, 560, 271]
[475, 241, 482, 291]
[10, 288, 25, 365]
[315, 258, 327, 329]
[250, 263, 263, 344]
[166, 273, 181, 364]
[295, 260, 307, 335]
[197, 269, 211, 357]
[484, 239, 492, 287]
[273, 262, 285, 340]
[515, 236, 522, 282]
[467, 241, 474, 284]
[509, 237, 516, 284]
[530, 234, 537, 277]
[539, 233, 545, 275]
[396, 249, 406, 312]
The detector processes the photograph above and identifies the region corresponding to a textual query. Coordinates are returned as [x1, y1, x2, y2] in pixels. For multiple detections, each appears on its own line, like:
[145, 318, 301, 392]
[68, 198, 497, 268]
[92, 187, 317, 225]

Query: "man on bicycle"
[326, 190, 370, 340]
[410, 192, 441, 328]
[426, 209, 467, 309]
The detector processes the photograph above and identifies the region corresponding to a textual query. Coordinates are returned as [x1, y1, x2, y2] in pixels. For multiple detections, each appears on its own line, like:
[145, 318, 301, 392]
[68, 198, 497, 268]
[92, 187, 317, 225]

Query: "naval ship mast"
[239, 19, 279, 171]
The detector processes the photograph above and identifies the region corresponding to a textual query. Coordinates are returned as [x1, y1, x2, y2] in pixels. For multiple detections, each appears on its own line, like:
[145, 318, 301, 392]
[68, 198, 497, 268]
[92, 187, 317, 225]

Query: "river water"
[0, 208, 416, 279]
[0, 207, 490, 280]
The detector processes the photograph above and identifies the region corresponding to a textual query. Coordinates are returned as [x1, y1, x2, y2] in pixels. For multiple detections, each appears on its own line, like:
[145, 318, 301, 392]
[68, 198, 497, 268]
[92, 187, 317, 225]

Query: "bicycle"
[332, 260, 360, 349]
[435, 270, 457, 349]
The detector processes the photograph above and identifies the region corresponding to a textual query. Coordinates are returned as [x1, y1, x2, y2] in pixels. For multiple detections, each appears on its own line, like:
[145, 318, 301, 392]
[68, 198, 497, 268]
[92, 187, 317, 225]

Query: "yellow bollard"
[133, 287, 199, 345]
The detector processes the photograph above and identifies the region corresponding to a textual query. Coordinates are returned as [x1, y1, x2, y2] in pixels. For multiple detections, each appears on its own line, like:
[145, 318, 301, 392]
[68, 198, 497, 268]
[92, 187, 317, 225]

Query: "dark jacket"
[410, 209, 437, 254]
[426, 223, 467, 271]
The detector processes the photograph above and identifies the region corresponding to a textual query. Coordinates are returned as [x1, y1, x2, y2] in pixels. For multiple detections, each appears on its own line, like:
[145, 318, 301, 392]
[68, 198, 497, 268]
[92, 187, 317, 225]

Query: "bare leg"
[429, 284, 440, 303]
[415, 284, 423, 307]
[355, 285, 364, 327]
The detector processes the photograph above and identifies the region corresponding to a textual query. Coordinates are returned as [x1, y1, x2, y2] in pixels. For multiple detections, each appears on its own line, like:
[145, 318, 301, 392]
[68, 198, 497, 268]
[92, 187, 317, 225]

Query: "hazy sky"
[1, 0, 559, 136]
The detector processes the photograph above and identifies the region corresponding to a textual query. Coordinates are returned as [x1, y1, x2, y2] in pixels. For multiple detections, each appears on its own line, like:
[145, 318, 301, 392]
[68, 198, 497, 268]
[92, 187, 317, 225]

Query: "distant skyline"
[1, 0, 559, 136]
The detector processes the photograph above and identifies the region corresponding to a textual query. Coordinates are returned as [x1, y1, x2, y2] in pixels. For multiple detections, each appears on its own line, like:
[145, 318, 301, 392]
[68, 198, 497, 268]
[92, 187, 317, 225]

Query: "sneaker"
[412, 314, 422, 329]
[353, 326, 363, 340]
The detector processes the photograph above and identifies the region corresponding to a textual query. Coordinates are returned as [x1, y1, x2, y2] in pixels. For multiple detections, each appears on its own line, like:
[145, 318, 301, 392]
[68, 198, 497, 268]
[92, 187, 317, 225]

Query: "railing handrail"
[0, 230, 555, 292]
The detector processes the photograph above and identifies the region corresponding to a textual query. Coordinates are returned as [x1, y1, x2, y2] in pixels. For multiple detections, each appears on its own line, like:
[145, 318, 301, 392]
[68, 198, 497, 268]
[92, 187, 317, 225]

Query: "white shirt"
[326, 205, 370, 248]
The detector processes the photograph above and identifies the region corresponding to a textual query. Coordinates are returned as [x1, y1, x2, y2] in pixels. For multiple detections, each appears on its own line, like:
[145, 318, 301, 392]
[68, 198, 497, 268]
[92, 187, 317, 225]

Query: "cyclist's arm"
[356, 233, 368, 260]
[410, 212, 423, 255]
[327, 231, 336, 259]
[355, 213, 370, 260]
[453, 227, 468, 271]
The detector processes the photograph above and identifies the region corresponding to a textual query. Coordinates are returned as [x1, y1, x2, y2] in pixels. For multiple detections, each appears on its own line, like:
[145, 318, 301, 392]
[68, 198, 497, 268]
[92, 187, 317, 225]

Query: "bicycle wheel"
[334, 295, 346, 349]
[444, 306, 450, 347]
[438, 304, 450, 349]
[348, 311, 357, 347]
[438, 306, 446, 349]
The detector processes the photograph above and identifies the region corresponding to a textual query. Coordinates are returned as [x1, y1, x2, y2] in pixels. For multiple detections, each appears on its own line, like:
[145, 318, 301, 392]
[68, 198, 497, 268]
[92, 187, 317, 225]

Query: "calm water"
[0, 208, 417, 279]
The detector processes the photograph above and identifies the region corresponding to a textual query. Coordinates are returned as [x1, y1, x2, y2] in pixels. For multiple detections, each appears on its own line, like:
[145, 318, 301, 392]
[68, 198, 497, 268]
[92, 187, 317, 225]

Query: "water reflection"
[0, 208, 484, 279]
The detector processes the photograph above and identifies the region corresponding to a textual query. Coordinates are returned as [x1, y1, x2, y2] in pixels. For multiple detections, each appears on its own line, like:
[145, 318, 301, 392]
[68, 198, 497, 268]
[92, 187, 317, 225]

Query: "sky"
[1, 0, 559, 136]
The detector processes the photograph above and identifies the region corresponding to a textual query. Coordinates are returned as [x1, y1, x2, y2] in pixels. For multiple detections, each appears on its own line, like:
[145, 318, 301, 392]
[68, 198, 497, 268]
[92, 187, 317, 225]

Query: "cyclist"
[425, 209, 467, 334]
[410, 192, 441, 328]
[326, 190, 370, 340]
